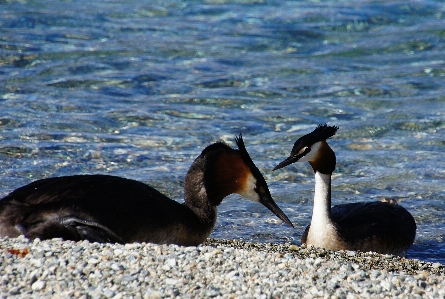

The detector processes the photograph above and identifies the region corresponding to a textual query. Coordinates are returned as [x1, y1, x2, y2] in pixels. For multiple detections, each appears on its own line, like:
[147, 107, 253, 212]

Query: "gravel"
[1, 236, 444, 298]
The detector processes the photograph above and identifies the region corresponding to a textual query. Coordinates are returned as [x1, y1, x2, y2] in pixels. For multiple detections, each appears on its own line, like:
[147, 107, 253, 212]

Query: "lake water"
[1, 0, 444, 264]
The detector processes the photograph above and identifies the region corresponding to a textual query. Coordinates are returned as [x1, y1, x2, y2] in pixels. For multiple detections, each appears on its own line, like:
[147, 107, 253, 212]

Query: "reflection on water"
[1, 0, 444, 263]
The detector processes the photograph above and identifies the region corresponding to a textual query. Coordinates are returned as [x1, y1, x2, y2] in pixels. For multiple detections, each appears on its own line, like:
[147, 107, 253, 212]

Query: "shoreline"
[204, 238, 444, 275]
[1, 236, 444, 298]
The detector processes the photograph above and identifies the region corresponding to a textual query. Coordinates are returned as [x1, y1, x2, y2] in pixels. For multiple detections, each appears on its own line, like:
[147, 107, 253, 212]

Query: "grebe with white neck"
[0, 134, 293, 245]
[274, 124, 416, 257]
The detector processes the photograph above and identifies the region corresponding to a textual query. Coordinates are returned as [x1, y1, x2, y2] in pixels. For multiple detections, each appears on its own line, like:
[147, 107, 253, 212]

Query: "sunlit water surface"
[1, 0, 444, 263]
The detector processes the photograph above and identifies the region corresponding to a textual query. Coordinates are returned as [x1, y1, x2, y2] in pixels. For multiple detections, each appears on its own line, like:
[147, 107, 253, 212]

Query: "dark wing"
[59, 217, 125, 243]
[16, 216, 125, 244]
[0, 175, 182, 243]
[332, 201, 416, 255]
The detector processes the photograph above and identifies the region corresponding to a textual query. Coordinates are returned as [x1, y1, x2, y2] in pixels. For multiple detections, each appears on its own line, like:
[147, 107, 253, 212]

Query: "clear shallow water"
[0, 0, 444, 263]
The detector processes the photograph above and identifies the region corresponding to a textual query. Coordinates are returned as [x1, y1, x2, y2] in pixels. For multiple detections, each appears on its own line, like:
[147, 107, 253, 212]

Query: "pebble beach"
[1, 236, 444, 298]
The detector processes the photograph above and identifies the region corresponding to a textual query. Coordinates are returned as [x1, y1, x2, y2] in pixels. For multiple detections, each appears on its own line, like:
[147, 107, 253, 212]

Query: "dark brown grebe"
[0, 135, 293, 245]
[274, 124, 416, 256]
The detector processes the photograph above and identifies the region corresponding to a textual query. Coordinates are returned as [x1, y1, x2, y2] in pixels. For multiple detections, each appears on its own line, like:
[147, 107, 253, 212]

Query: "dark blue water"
[1, 0, 444, 263]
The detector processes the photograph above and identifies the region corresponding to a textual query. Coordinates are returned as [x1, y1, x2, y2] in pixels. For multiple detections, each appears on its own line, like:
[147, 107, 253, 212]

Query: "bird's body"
[302, 189, 416, 256]
[0, 175, 207, 245]
[274, 125, 416, 256]
[0, 135, 293, 245]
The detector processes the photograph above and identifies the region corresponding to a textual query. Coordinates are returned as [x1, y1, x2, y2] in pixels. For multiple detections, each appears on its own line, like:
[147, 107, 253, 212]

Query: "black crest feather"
[291, 124, 338, 153]
[235, 134, 259, 175]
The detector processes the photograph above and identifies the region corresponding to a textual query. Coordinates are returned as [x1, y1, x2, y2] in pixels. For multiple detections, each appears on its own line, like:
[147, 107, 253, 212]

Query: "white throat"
[238, 173, 260, 202]
[311, 172, 332, 227]
[307, 171, 340, 249]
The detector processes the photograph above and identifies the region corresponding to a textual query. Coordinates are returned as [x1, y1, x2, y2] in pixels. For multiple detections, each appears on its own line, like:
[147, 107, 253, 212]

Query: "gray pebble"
[0, 237, 444, 298]
[31, 280, 45, 291]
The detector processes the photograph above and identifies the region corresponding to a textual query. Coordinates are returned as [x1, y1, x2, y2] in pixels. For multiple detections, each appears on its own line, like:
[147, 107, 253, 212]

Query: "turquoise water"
[1, 0, 444, 263]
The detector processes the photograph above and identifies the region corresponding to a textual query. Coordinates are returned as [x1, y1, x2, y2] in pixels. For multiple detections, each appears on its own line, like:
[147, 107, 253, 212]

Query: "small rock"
[165, 278, 178, 285]
[31, 280, 45, 291]
[88, 258, 99, 265]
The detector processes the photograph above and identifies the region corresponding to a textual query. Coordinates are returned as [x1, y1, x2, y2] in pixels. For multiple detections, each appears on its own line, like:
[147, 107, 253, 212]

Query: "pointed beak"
[274, 146, 311, 171]
[259, 193, 294, 227]
[273, 155, 300, 171]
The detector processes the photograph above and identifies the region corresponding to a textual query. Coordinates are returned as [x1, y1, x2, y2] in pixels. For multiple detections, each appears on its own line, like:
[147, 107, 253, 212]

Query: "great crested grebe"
[273, 124, 416, 256]
[0, 134, 293, 246]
